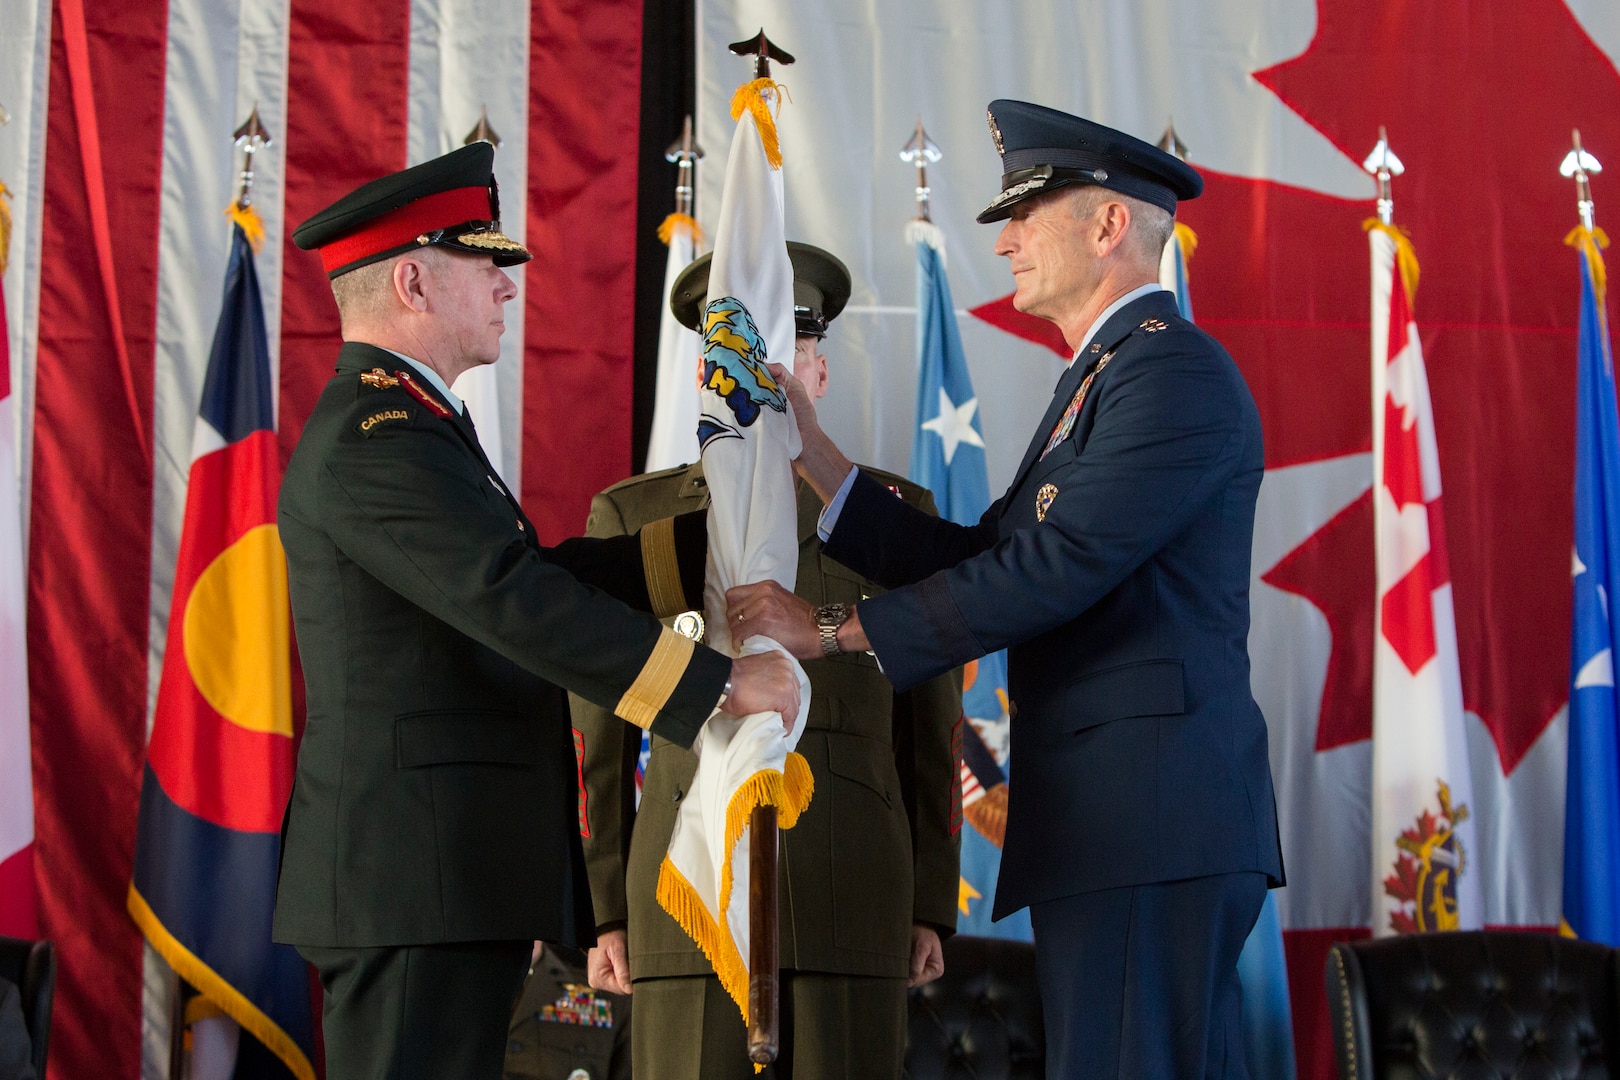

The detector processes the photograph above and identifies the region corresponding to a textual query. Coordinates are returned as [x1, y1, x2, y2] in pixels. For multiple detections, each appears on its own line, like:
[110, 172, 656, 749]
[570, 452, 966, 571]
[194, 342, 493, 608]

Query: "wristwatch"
[814, 602, 851, 658]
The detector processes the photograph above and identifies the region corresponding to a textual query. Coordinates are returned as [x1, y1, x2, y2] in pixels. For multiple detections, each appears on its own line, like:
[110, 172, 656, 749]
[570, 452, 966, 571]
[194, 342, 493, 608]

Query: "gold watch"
[814, 602, 850, 658]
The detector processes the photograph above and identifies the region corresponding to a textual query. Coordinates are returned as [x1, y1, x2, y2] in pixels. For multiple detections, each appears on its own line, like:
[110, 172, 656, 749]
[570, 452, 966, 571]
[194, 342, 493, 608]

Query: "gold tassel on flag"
[729, 78, 789, 170]
[0, 181, 12, 277]
[1566, 225, 1610, 299]
[1173, 221, 1198, 265]
[1364, 219, 1420, 301]
[657, 211, 703, 247]
[225, 202, 266, 255]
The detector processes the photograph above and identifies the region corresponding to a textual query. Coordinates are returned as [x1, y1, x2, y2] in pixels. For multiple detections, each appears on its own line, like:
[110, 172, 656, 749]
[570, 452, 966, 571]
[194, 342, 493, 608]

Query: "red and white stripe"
[1369, 227, 1482, 936]
[1, 1, 648, 1074]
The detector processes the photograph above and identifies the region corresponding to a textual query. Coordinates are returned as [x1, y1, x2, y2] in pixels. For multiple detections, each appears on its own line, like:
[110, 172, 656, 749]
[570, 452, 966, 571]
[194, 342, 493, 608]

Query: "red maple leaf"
[971, 4, 1616, 774]
[1249, 0, 1620, 772]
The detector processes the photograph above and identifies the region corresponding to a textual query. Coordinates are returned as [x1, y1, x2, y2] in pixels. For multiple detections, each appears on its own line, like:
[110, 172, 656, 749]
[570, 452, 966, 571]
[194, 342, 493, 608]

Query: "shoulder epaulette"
[395, 369, 454, 418]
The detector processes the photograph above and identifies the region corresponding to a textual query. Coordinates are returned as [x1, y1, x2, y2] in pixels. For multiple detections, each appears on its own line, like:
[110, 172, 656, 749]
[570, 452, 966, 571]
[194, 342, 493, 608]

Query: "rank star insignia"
[1036, 483, 1058, 522]
[359, 368, 399, 388]
[1139, 318, 1168, 333]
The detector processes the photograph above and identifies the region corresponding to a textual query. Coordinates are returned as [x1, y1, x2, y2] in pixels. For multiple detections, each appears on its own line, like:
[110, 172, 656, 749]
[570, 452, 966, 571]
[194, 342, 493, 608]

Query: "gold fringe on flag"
[729, 78, 790, 170]
[1173, 221, 1198, 265]
[0, 181, 12, 278]
[654, 750, 815, 1026]
[1363, 219, 1420, 303]
[225, 202, 267, 256]
[1566, 225, 1611, 301]
[657, 211, 703, 247]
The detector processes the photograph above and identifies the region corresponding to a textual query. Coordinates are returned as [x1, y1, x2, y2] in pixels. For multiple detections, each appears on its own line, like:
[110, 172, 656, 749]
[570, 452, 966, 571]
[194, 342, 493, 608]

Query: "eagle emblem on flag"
[697, 296, 785, 448]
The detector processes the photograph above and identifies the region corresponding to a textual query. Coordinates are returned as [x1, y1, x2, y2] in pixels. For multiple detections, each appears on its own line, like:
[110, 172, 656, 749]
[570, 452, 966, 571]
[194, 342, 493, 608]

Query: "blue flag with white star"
[1159, 226, 1295, 1078]
[909, 233, 1030, 940]
[1564, 228, 1620, 946]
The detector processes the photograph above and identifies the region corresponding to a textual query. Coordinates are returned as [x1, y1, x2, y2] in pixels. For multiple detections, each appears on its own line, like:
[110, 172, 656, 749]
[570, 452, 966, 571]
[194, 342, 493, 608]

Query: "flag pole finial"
[728, 29, 794, 80]
[665, 114, 704, 220]
[463, 106, 502, 149]
[1362, 126, 1405, 225]
[231, 105, 272, 210]
[1157, 119, 1188, 162]
[1561, 128, 1603, 233]
[899, 117, 942, 222]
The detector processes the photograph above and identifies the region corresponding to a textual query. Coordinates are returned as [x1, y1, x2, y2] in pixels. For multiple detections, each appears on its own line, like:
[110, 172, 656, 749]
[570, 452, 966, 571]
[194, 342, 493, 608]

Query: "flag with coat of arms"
[1368, 221, 1482, 937]
[654, 72, 813, 1026]
[126, 215, 315, 1079]
[1563, 221, 1620, 946]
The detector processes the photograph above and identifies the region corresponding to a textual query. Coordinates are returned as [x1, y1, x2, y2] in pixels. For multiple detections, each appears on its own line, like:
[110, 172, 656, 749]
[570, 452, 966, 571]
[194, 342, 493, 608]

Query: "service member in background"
[272, 143, 799, 1080]
[729, 103, 1284, 1080]
[504, 943, 630, 1080]
[575, 243, 962, 1080]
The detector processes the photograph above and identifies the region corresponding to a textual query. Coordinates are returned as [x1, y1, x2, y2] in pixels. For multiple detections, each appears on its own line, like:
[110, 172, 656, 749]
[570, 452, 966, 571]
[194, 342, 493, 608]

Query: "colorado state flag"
[128, 221, 314, 1078]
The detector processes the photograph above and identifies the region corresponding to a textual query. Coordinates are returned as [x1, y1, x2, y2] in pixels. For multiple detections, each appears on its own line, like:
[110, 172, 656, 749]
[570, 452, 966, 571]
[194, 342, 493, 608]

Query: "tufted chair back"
[1326, 930, 1620, 1079]
[904, 934, 1045, 1079]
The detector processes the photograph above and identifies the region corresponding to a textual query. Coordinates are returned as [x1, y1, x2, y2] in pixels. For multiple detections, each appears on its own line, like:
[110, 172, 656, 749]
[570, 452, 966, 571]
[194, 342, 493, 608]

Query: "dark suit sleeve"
[313, 410, 726, 747]
[823, 471, 999, 588]
[571, 489, 642, 930]
[546, 509, 708, 617]
[860, 341, 1255, 691]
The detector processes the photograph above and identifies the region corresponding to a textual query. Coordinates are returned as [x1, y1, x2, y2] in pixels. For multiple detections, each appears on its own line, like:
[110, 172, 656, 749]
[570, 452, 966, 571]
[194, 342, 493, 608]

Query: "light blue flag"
[1564, 230, 1620, 946]
[1162, 227, 1295, 1077]
[909, 233, 1030, 940]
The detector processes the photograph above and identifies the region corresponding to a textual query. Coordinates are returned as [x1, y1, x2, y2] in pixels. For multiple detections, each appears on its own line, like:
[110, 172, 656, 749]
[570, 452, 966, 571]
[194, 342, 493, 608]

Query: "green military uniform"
[505, 946, 630, 1080]
[572, 464, 962, 1080]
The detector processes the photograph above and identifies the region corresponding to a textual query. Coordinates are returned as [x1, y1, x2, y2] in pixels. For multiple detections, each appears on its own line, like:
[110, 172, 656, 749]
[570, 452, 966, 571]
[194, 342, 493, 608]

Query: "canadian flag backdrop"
[0, 0, 1615, 1076]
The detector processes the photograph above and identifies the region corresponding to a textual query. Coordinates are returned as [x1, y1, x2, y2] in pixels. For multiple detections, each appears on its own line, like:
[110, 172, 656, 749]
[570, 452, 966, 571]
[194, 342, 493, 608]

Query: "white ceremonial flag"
[655, 77, 812, 1024]
[645, 216, 703, 471]
[1369, 224, 1482, 936]
[0, 248, 35, 937]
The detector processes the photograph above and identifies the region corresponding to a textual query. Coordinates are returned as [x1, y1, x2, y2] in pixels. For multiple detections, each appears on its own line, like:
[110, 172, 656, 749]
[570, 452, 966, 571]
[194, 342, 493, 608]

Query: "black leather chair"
[1326, 930, 1620, 1079]
[0, 935, 55, 1079]
[904, 934, 1045, 1079]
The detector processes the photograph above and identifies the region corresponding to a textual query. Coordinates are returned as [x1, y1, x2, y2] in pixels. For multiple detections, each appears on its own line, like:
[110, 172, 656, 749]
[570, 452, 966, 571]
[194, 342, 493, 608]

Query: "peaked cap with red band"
[292, 142, 531, 278]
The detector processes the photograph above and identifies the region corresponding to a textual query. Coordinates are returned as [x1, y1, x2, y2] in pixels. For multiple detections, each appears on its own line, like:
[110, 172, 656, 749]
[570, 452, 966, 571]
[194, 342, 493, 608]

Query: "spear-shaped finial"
[1157, 119, 1188, 162]
[1362, 126, 1405, 225]
[463, 106, 502, 149]
[728, 29, 794, 80]
[899, 118, 942, 222]
[232, 105, 272, 210]
[664, 114, 703, 219]
[1561, 129, 1603, 233]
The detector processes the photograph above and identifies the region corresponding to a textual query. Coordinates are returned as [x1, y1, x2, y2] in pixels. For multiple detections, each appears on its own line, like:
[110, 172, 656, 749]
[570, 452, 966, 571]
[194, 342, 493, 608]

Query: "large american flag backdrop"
[1, 0, 1617, 1076]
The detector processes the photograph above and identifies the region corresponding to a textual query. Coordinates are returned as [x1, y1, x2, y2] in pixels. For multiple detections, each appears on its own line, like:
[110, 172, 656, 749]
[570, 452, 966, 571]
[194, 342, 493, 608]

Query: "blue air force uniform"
[819, 102, 1283, 1078]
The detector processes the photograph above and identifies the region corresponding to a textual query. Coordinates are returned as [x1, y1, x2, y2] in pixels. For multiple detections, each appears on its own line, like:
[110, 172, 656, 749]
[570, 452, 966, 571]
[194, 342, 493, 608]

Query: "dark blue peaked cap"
[977, 99, 1203, 223]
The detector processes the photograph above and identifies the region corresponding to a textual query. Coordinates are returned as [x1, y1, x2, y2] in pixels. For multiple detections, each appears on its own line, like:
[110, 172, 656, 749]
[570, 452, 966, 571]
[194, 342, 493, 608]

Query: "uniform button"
[516, 519, 525, 532]
[671, 787, 683, 802]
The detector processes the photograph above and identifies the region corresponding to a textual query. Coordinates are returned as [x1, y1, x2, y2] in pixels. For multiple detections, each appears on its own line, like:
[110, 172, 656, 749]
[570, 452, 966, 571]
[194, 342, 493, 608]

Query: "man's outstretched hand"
[725, 649, 801, 729]
[725, 581, 820, 661]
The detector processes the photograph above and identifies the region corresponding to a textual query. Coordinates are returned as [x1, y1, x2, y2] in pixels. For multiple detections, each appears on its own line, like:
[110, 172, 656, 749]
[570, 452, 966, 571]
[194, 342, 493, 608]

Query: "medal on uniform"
[1036, 483, 1058, 522]
[1041, 352, 1112, 459]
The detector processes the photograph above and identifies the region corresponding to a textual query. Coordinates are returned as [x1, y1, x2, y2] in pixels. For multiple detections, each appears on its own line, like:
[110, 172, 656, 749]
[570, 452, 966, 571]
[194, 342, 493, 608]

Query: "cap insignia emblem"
[986, 108, 1004, 155]
[1140, 318, 1168, 333]
[1035, 483, 1058, 523]
[987, 175, 1048, 212]
[359, 368, 399, 388]
[454, 229, 528, 253]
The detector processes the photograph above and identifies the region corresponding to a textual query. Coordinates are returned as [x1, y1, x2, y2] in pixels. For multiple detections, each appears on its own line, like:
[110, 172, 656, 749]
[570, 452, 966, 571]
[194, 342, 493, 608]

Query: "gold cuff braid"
[615, 629, 696, 730]
[640, 516, 687, 617]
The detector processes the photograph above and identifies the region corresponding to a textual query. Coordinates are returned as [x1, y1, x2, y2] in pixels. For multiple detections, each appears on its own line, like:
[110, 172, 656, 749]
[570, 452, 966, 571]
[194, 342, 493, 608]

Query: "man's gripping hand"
[725, 581, 819, 660]
[725, 650, 801, 729]
[586, 927, 632, 995]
